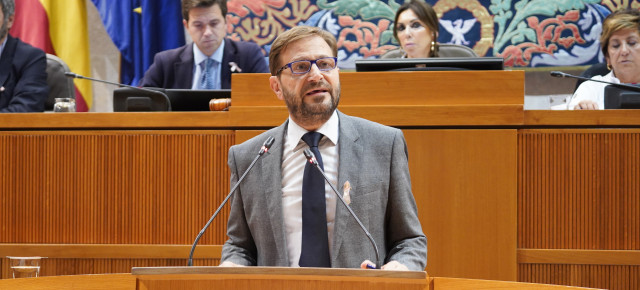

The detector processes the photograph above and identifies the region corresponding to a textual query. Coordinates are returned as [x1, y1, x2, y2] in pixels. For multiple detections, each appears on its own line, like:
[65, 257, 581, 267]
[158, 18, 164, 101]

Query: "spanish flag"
[10, 0, 92, 112]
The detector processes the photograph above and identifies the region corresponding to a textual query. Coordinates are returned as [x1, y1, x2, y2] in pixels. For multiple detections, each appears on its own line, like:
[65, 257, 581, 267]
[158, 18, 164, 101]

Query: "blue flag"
[91, 0, 185, 86]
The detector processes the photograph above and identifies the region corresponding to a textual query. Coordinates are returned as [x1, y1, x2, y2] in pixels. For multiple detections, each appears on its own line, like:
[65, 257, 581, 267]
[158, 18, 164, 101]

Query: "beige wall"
[87, 2, 119, 112]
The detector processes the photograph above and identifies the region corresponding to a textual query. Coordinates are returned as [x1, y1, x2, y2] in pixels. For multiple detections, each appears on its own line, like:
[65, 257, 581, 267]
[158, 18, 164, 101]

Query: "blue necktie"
[200, 58, 217, 89]
[299, 132, 331, 267]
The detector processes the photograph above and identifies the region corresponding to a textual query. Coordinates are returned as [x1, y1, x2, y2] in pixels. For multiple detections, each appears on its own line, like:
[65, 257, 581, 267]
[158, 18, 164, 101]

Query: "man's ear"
[183, 19, 189, 30]
[269, 76, 284, 101]
[7, 14, 14, 30]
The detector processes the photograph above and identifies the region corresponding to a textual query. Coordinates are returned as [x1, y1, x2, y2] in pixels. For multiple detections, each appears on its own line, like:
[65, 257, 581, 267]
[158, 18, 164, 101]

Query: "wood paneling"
[518, 129, 640, 289]
[525, 110, 640, 126]
[0, 244, 221, 259]
[518, 249, 640, 266]
[518, 264, 640, 290]
[405, 129, 517, 281]
[518, 129, 640, 249]
[0, 273, 135, 290]
[0, 257, 219, 279]
[0, 131, 234, 245]
[232, 71, 525, 106]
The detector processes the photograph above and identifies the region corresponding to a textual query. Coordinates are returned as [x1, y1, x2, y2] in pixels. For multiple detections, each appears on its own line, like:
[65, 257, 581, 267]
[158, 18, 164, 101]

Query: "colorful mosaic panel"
[226, 0, 637, 68]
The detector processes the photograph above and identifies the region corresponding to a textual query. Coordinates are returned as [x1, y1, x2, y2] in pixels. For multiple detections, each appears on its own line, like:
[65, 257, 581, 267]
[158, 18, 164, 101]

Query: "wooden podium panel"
[405, 130, 517, 281]
[134, 267, 428, 290]
[0, 270, 598, 290]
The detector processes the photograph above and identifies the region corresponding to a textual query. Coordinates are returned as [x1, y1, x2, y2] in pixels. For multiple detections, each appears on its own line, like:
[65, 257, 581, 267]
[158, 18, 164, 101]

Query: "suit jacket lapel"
[220, 39, 234, 89]
[260, 121, 289, 265]
[331, 111, 363, 264]
[174, 44, 194, 89]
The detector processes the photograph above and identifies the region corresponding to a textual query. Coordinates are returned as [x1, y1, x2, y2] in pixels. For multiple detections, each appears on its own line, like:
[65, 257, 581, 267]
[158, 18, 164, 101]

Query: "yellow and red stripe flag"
[10, 0, 92, 111]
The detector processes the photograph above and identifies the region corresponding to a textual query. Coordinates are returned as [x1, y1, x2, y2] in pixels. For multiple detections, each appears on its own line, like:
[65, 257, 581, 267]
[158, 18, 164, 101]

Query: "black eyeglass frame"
[275, 57, 338, 75]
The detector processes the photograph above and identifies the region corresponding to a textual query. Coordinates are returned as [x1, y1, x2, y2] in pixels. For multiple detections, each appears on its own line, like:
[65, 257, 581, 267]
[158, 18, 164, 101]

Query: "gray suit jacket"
[221, 111, 427, 270]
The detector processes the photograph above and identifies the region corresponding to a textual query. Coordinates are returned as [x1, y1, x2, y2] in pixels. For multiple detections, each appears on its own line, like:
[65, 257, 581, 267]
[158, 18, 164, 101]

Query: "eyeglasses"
[276, 57, 338, 75]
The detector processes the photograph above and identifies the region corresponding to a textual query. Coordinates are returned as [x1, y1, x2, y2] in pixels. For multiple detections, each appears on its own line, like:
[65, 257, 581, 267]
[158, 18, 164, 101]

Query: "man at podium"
[220, 26, 427, 271]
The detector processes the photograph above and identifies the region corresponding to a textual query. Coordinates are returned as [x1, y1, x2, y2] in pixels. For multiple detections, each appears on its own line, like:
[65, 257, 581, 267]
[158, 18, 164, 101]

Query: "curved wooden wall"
[518, 129, 640, 290]
[0, 131, 234, 278]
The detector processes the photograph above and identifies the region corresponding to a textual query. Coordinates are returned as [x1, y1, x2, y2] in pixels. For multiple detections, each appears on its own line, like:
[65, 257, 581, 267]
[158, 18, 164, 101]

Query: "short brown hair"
[601, 8, 640, 58]
[268, 26, 338, 76]
[393, 0, 439, 57]
[182, 0, 227, 22]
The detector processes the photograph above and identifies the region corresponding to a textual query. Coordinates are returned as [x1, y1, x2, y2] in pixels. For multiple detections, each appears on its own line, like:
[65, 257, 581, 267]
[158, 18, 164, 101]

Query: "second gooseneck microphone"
[187, 136, 275, 266]
[303, 148, 381, 269]
[65, 72, 172, 111]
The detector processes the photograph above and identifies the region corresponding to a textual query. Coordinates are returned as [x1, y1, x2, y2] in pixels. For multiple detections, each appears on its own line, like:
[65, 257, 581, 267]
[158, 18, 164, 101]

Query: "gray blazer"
[221, 111, 427, 270]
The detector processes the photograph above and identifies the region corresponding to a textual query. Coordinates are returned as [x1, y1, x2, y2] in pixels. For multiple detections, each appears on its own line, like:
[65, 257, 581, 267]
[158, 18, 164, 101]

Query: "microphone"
[65, 72, 172, 111]
[187, 136, 275, 266]
[302, 148, 381, 269]
[550, 71, 640, 91]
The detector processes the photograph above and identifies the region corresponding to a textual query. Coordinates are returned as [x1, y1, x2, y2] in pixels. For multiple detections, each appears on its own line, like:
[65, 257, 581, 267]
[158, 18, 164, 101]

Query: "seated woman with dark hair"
[569, 8, 640, 110]
[384, 0, 440, 58]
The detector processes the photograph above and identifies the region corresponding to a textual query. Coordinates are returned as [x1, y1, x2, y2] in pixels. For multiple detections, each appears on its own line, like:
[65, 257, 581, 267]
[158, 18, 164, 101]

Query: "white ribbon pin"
[343, 181, 351, 206]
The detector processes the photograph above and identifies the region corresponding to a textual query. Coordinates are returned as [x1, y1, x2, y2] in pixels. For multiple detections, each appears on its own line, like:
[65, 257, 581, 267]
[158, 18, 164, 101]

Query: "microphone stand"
[303, 149, 381, 269]
[550, 71, 640, 109]
[65, 72, 172, 111]
[187, 136, 275, 266]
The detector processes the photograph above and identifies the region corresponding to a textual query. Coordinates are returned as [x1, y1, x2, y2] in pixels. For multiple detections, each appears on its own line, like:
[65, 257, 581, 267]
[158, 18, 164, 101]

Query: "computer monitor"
[113, 88, 231, 111]
[355, 57, 504, 72]
[604, 85, 640, 109]
[166, 89, 230, 111]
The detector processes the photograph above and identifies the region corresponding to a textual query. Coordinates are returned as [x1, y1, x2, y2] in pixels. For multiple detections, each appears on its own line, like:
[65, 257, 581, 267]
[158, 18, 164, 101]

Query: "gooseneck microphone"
[187, 136, 275, 266]
[303, 148, 381, 269]
[64, 72, 172, 111]
[550, 71, 640, 93]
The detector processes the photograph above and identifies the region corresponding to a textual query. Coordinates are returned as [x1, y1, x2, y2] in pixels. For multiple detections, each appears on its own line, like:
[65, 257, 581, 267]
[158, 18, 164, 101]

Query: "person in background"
[139, 0, 268, 90]
[219, 26, 427, 271]
[383, 0, 440, 59]
[569, 8, 640, 110]
[0, 0, 48, 112]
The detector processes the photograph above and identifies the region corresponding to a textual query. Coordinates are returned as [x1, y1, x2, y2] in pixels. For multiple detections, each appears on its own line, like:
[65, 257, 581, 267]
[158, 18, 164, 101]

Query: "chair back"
[574, 62, 610, 91]
[45, 54, 75, 110]
[380, 44, 478, 59]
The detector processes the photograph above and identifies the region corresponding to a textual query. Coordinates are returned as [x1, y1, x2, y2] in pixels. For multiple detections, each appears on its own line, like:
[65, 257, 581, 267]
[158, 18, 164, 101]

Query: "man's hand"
[219, 261, 244, 267]
[360, 260, 409, 271]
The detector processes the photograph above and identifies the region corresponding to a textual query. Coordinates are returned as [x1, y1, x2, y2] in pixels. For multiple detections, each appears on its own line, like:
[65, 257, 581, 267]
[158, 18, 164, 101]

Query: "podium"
[0, 267, 600, 289]
[133, 267, 427, 290]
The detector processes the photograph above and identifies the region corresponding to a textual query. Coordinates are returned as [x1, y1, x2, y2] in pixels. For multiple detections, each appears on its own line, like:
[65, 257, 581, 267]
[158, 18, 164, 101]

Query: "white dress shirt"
[568, 71, 618, 110]
[191, 40, 224, 89]
[281, 111, 339, 267]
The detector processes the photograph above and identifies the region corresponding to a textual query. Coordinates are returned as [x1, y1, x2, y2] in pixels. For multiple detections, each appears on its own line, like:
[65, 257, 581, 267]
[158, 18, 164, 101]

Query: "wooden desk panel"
[0, 131, 234, 245]
[1, 107, 639, 290]
[405, 129, 517, 281]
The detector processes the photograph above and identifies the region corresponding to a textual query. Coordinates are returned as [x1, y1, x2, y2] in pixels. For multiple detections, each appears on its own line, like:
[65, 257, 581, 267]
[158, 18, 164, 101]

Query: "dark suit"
[139, 39, 269, 89]
[221, 111, 427, 270]
[0, 35, 48, 112]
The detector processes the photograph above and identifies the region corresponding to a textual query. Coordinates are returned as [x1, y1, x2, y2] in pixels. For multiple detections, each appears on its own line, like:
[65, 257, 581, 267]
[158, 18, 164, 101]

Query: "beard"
[281, 79, 340, 128]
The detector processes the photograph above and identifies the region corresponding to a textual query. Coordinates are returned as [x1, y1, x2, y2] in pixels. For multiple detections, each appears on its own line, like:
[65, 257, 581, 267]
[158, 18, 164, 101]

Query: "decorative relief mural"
[226, 0, 636, 68]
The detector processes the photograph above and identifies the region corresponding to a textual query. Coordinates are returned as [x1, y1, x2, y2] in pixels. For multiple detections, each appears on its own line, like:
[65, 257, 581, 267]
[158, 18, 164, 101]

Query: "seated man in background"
[0, 0, 48, 112]
[219, 26, 427, 271]
[139, 0, 268, 90]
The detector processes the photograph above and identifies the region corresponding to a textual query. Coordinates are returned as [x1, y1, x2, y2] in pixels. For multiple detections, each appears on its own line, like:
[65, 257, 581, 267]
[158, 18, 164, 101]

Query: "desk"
[0, 72, 638, 290]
